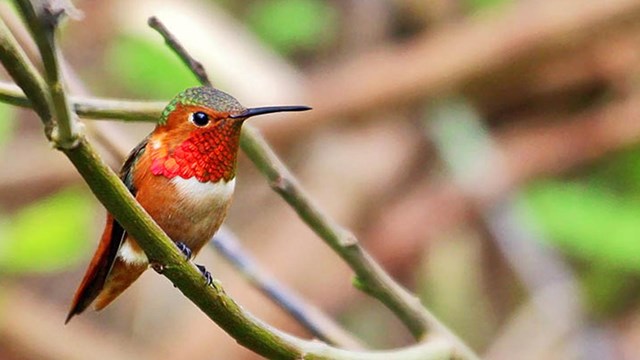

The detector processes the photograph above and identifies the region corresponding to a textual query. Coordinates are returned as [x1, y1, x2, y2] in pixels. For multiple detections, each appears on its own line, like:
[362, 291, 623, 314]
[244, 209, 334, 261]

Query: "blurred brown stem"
[365, 93, 640, 276]
[266, 0, 640, 145]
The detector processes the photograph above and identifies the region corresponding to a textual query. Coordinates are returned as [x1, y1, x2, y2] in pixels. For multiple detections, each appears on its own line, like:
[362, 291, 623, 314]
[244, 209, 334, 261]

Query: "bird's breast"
[130, 173, 236, 257]
[171, 176, 236, 218]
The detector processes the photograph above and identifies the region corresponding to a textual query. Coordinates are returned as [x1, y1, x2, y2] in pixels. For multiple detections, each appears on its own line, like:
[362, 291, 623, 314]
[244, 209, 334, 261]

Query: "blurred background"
[1, 0, 640, 359]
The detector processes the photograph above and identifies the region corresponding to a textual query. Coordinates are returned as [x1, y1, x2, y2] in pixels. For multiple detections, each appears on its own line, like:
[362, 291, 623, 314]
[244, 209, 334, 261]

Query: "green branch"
[0, 20, 51, 127]
[241, 127, 429, 334]
[15, 0, 78, 148]
[239, 128, 478, 359]
[0, 81, 162, 121]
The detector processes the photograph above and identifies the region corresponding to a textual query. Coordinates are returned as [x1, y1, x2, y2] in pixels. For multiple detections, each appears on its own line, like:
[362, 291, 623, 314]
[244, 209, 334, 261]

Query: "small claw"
[196, 264, 213, 286]
[176, 242, 193, 260]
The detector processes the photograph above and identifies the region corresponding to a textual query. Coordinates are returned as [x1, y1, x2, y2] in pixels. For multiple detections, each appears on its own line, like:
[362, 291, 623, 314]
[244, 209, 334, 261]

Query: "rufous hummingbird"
[65, 86, 310, 323]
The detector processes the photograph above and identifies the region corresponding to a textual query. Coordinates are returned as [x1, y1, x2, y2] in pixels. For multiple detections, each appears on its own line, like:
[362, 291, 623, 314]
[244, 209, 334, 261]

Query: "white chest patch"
[171, 176, 236, 209]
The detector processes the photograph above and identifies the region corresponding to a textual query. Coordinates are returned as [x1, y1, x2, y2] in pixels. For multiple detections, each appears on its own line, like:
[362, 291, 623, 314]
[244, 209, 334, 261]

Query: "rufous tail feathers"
[93, 258, 146, 311]
[66, 255, 146, 323]
[66, 216, 145, 323]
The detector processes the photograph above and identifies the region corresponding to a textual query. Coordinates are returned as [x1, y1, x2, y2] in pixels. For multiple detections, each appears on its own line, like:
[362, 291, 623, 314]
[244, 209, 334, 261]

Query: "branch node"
[351, 276, 367, 293]
[337, 231, 358, 248]
[50, 119, 83, 149]
[41, 0, 83, 28]
[270, 175, 293, 194]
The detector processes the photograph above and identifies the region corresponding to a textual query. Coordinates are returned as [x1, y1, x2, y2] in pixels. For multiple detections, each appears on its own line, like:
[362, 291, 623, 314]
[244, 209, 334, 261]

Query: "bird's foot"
[176, 242, 193, 260]
[175, 242, 211, 285]
[196, 264, 213, 286]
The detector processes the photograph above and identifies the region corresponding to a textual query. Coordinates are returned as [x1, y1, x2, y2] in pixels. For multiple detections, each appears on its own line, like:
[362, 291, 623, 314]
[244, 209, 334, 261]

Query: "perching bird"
[66, 86, 310, 323]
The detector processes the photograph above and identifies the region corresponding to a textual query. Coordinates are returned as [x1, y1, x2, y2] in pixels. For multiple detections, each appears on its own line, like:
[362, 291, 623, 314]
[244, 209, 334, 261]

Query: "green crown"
[159, 86, 245, 125]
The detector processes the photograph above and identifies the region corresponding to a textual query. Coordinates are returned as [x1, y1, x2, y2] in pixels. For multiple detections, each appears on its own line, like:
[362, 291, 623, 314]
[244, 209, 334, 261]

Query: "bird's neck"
[148, 124, 242, 183]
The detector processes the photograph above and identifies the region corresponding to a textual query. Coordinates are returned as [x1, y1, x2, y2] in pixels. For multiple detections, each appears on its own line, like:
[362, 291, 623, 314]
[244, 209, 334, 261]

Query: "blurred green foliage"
[581, 264, 638, 318]
[465, 0, 511, 14]
[0, 188, 93, 274]
[523, 180, 640, 272]
[593, 148, 640, 196]
[522, 149, 640, 315]
[0, 103, 15, 151]
[429, 97, 640, 316]
[246, 0, 336, 55]
[0, 102, 91, 274]
[105, 35, 198, 99]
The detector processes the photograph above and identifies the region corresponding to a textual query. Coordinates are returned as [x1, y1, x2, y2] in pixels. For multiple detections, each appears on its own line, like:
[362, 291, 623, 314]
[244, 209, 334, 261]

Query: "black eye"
[191, 111, 210, 127]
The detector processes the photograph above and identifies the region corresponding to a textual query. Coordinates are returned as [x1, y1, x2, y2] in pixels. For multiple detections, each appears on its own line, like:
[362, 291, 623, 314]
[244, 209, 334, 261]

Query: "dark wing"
[65, 137, 149, 323]
[119, 137, 149, 196]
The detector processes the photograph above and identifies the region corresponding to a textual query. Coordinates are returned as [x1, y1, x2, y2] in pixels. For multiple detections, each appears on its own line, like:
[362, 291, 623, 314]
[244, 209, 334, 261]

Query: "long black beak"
[230, 105, 312, 119]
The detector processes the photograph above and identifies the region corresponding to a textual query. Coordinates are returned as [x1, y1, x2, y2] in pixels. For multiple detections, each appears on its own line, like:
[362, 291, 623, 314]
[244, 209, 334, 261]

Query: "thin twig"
[148, 16, 211, 87]
[15, 0, 78, 148]
[213, 227, 365, 349]
[72, 97, 164, 121]
[0, 80, 163, 121]
[0, 19, 51, 126]
[241, 127, 481, 359]
[148, 16, 479, 360]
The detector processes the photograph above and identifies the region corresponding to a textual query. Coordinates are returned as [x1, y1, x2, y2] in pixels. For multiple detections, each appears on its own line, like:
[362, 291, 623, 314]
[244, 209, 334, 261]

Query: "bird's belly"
[157, 177, 236, 249]
[118, 177, 236, 264]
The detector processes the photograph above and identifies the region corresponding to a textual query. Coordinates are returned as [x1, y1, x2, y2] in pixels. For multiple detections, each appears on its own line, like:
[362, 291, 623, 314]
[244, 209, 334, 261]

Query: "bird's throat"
[150, 125, 241, 182]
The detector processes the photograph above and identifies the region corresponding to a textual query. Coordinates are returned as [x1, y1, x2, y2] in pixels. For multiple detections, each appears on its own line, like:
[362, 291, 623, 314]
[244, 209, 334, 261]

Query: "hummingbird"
[65, 86, 310, 323]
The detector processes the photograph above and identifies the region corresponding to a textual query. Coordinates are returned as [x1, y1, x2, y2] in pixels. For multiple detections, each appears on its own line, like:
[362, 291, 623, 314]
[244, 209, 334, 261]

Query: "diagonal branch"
[148, 16, 211, 87]
[149, 16, 478, 359]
